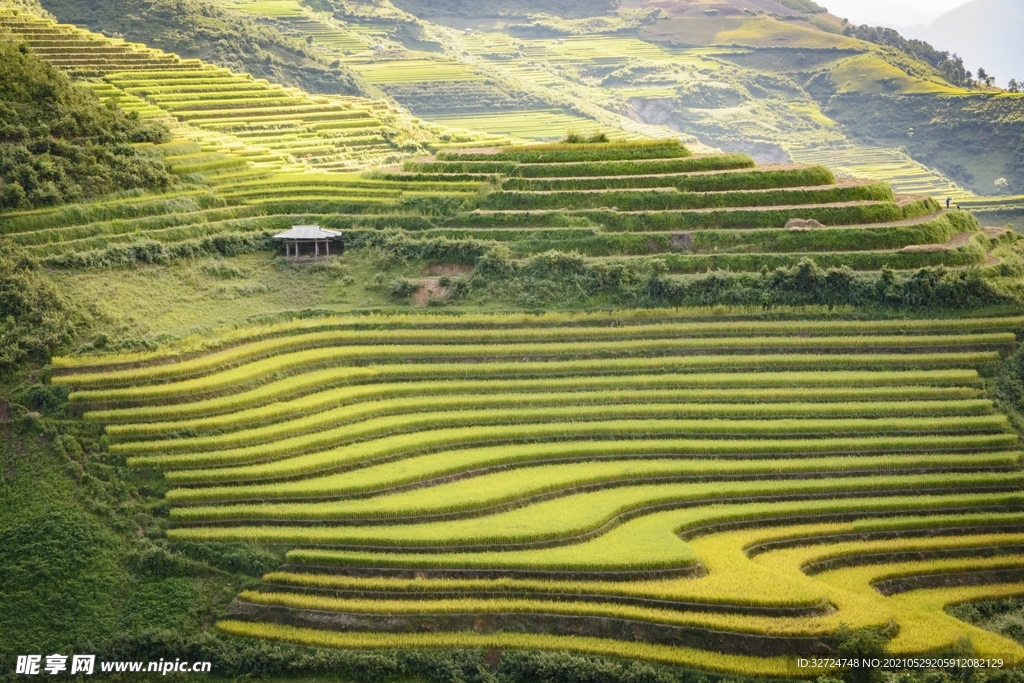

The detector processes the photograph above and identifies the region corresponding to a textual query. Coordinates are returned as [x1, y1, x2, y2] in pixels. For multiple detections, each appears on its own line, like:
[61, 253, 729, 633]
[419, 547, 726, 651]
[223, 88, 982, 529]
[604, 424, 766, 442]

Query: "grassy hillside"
[38, 0, 374, 97]
[154, 0, 1020, 207]
[0, 40, 173, 209]
[4, 138, 1024, 682]
[2, 2, 1024, 681]
[388, 0, 618, 19]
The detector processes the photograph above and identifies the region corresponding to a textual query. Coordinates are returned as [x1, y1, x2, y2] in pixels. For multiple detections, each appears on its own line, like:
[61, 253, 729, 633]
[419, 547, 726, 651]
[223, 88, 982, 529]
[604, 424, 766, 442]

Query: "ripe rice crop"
[500, 167, 836, 193]
[57, 330, 1011, 390]
[106, 385, 986, 439]
[118, 397, 995, 454]
[272, 492, 1024, 568]
[42, 303, 1024, 667]
[56, 334, 1008, 390]
[168, 452, 1021, 523]
[88, 368, 983, 424]
[165, 473, 1024, 550]
[54, 313, 1024, 370]
[141, 414, 1011, 477]
[68, 352, 1000, 406]
[162, 435, 1018, 502]
[263, 527, 1024, 601]
[58, 330, 1003, 388]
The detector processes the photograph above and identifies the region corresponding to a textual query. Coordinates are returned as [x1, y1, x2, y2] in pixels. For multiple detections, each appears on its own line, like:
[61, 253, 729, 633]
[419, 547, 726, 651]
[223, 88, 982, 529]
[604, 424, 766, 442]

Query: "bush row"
[689, 212, 975, 255]
[40, 231, 277, 268]
[477, 183, 894, 212]
[405, 155, 754, 177]
[648, 235, 988, 273]
[0, 191, 227, 234]
[437, 143, 690, 164]
[501, 166, 835, 192]
[454, 198, 939, 231]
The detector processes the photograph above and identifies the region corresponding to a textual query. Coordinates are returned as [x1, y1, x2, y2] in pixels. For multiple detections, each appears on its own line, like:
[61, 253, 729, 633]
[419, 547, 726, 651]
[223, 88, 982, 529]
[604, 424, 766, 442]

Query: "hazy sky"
[823, 0, 969, 26]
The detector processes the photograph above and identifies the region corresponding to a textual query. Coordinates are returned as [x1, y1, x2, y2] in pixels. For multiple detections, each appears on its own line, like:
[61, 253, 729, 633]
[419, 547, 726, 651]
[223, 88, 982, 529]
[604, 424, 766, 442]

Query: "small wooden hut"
[273, 225, 342, 257]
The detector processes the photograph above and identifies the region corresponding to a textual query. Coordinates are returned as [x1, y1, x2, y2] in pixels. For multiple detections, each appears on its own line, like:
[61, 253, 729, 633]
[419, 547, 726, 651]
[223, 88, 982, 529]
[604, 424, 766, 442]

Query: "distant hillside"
[913, 0, 1024, 85]
[0, 40, 172, 209]
[37, 0, 373, 97]
[388, 0, 618, 19]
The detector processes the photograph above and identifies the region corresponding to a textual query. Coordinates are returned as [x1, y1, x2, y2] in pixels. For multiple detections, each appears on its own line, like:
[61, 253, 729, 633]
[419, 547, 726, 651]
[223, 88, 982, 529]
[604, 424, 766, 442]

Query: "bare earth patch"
[900, 232, 974, 253]
[983, 227, 1012, 239]
[412, 278, 450, 306]
[421, 263, 473, 277]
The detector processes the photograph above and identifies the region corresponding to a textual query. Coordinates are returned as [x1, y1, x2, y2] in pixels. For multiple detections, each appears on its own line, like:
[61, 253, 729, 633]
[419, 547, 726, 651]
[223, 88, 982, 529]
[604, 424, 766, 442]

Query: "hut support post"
[315, 240, 320, 257]
[326, 240, 330, 256]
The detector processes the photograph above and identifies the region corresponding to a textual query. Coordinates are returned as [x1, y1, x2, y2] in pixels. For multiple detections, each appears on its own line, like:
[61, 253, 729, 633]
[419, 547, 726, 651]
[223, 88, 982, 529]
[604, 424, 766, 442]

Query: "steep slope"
[53, 310, 1024, 675]
[0, 40, 173, 209]
[37, 0, 374, 97]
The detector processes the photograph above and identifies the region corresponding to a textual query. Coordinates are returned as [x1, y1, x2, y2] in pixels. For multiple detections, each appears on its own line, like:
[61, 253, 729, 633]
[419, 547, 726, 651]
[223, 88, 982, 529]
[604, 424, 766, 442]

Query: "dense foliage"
[840, 23, 970, 86]
[0, 252, 77, 374]
[0, 41, 172, 209]
[37, 0, 369, 96]
[776, 0, 827, 13]
[948, 598, 1024, 648]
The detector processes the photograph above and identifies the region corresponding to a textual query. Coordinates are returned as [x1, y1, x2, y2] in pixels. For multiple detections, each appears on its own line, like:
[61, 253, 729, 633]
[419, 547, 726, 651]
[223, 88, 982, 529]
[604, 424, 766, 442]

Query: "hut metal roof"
[273, 225, 342, 240]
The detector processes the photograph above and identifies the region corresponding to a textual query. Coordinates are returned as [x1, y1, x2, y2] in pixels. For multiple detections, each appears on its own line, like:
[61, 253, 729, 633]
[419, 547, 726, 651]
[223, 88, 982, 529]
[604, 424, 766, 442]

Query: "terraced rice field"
[54, 311, 1024, 675]
[0, 8, 474, 175]
[0, 139, 1003, 271]
[427, 110, 620, 141]
[393, 140, 999, 272]
[788, 144, 973, 201]
[350, 59, 482, 84]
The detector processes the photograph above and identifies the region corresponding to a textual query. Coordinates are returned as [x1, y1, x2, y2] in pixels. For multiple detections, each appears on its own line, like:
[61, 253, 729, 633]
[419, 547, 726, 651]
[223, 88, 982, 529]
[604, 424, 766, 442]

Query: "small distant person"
[946, 197, 951, 209]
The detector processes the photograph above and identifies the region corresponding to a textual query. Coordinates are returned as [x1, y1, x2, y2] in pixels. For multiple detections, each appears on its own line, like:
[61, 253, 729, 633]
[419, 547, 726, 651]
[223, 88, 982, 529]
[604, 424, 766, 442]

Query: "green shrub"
[441, 142, 690, 164]
[0, 252, 76, 373]
[452, 199, 936, 230]
[0, 41, 173, 210]
[478, 183, 893, 211]
[40, 231, 276, 268]
[501, 166, 834, 192]
[646, 259, 1007, 310]
[515, 155, 755, 178]
[389, 277, 421, 299]
[688, 215, 966, 254]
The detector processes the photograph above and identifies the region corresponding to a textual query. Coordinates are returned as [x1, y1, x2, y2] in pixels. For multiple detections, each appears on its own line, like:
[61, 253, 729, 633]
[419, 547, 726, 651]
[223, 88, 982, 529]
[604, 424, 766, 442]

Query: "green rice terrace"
[4, 138, 1014, 274]
[50, 310, 1024, 675]
[3, 0, 1024, 678]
